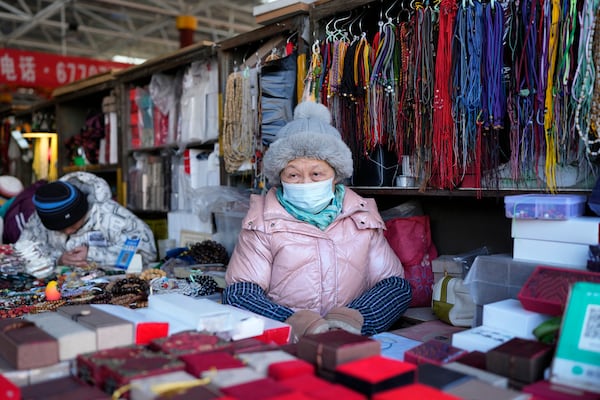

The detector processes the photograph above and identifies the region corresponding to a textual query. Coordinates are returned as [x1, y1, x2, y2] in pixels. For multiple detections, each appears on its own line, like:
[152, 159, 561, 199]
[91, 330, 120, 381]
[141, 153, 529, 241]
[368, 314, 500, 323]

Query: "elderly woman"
[223, 101, 412, 341]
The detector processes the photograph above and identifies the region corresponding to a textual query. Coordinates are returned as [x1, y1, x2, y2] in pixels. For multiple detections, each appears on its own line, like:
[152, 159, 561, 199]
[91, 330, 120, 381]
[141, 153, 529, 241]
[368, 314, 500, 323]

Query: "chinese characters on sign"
[0, 48, 131, 88]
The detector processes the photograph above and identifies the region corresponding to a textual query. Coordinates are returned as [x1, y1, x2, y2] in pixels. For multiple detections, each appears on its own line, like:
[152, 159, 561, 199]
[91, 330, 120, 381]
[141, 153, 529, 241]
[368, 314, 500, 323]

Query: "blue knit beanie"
[33, 181, 89, 230]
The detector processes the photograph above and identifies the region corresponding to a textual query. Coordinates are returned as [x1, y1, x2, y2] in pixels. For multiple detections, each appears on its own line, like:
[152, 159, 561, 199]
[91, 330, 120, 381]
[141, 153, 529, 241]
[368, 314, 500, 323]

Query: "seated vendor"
[223, 101, 412, 341]
[16, 171, 157, 267]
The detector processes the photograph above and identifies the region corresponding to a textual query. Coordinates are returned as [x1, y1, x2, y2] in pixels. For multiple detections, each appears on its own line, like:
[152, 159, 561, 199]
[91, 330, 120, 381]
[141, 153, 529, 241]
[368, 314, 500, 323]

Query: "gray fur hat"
[263, 101, 353, 185]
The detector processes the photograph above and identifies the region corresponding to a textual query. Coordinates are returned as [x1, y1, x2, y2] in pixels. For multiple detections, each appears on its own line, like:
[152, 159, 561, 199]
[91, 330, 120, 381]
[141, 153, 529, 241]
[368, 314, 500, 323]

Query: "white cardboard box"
[452, 325, 515, 352]
[202, 366, 263, 389]
[511, 217, 600, 244]
[482, 299, 553, 340]
[513, 238, 589, 269]
[91, 304, 169, 345]
[134, 307, 194, 335]
[237, 350, 298, 375]
[148, 294, 264, 340]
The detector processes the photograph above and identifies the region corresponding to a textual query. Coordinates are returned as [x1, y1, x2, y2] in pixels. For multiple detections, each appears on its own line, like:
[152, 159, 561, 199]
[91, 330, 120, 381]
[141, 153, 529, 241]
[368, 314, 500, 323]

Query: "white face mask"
[282, 178, 335, 214]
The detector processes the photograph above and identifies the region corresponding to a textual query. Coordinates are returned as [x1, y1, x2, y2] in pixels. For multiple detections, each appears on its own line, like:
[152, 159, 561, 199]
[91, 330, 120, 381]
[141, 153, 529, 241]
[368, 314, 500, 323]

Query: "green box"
[550, 281, 600, 394]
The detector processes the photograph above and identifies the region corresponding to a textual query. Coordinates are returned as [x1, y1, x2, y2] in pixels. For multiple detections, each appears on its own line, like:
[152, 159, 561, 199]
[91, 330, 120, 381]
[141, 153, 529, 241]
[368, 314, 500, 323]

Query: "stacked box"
[486, 338, 554, 384]
[403, 340, 467, 366]
[296, 330, 380, 376]
[19, 376, 109, 400]
[432, 255, 464, 284]
[482, 298, 553, 340]
[57, 305, 134, 350]
[24, 312, 96, 361]
[0, 319, 58, 370]
[334, 355, 416, 396]
[511, 216, 600, 269]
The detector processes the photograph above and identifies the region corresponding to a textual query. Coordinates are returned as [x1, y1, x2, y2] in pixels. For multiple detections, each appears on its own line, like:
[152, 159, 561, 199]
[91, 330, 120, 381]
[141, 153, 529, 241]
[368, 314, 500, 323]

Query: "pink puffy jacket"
[225, 187, 405, 316]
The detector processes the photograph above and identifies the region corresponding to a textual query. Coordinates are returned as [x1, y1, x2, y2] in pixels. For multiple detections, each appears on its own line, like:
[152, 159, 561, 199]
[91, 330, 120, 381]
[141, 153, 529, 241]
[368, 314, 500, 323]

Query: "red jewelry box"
[308, 384, 367, 400]
[372, 383, 462, 399]
[179, 351, 245, 378]
[296, 330, 381, 373]
[212, 337, 280, 355]
[221, 377, 294, 400]
[20, 376, 109, 400]
[522, 380, 600, 400]
[75, 344, 147, 388]
[517, 266, 600, 316]
[99, 351, 185, 396]
[279, 374, 366, 400]
[263, 393, 316, 400]
[403, 339, 467, 366]
[279, 373, 335, 392]
[485, 337, 555, 383]
[334, 355, 416, 396]
[0, 373, 20, 400]
[0, 318, 59, 370]
[155, 384, 236, 400]
[268, 359, 315, 380]
[454, 350, 487, 370]
[148, 330, 223, 355]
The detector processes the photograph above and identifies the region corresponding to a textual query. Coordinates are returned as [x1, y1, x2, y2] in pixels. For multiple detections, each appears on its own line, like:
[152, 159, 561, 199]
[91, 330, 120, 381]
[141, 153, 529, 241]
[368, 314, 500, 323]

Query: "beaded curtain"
[307, 0, 600, 192]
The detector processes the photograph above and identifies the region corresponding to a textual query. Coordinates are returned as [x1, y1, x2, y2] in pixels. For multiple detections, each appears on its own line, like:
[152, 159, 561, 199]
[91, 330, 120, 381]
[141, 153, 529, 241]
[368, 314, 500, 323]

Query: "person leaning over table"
[223, 101, 412, 341]
[16, 171, 157, 267]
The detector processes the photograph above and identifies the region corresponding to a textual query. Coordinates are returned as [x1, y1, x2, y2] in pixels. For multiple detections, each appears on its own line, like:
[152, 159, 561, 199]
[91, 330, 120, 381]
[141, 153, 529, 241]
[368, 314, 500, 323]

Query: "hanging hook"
[348, 10, 366, 42]
[385, 0, 400, 20]
[286, 31, 298, 43]
[312, 39, 320, 55]
[332, 11, 352, 41]
[325, 17, 336, 42]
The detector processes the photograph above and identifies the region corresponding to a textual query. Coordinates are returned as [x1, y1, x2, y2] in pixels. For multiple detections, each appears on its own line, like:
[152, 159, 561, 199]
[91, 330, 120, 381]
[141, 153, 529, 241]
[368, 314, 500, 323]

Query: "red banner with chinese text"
[0, 48, 131, 89]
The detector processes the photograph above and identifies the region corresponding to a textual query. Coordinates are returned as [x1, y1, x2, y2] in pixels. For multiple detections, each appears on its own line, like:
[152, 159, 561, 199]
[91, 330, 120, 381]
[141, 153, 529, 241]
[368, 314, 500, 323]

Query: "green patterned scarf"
[276, 184, 345, 230]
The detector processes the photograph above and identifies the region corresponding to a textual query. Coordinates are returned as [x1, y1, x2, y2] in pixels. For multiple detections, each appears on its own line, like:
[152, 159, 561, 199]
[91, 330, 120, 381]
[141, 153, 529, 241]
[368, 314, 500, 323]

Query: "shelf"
[62, 164, 121, 174]
[52, 70, 117, 101]
[126, 139, 217, 155]
[351, 187, 593, 198]
[130, 209, 169, 218]
[115, 41, 216, 85]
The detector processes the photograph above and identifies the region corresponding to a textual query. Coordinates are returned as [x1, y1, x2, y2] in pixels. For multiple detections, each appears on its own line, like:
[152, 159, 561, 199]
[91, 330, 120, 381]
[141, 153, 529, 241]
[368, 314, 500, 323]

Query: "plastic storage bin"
[517, 266, 600, 316]
[464, 255, 538, 306]
[464, 255, 539, 326]
[213, 211, 246, 256]
[504, 194, 586, 220]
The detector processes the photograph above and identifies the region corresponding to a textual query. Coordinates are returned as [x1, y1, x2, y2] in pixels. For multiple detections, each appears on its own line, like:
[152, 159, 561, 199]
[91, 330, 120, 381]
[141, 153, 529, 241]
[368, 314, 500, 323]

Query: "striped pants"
[222, 276, 412, 336]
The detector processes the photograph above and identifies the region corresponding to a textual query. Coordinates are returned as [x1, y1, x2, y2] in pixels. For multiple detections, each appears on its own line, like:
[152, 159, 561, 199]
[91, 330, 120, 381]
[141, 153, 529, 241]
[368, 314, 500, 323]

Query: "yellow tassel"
[543, 0, 560, 193]
[297, 52, 306, 104]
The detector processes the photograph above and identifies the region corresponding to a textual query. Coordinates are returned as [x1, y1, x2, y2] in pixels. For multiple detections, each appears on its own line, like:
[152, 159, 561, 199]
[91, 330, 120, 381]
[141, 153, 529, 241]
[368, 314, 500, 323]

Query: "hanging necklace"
[572, 0, 599, 156]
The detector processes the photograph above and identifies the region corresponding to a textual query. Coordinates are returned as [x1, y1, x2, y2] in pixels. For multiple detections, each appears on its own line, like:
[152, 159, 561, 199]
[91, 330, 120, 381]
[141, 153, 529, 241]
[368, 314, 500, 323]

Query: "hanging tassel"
[431, 0, 458, 189]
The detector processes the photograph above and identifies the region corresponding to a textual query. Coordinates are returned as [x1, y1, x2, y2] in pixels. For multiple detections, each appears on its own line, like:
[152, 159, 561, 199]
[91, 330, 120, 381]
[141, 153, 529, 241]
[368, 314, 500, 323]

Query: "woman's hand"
[58, 245, 89, 267]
